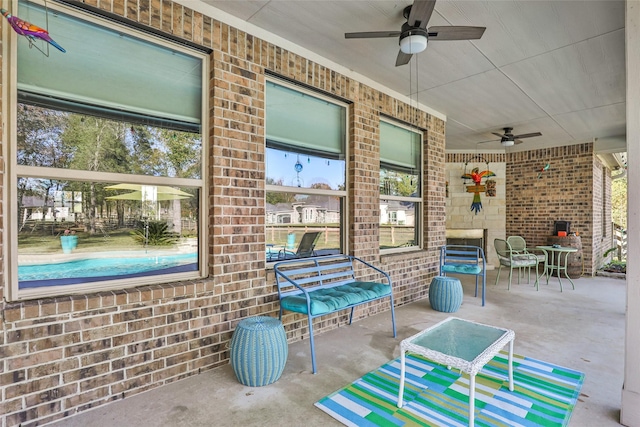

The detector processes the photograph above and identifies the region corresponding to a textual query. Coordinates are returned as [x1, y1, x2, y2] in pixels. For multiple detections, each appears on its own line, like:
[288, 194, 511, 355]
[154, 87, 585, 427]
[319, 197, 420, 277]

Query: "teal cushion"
[442, 263, 483, 275]
[280, 281, 391, 315]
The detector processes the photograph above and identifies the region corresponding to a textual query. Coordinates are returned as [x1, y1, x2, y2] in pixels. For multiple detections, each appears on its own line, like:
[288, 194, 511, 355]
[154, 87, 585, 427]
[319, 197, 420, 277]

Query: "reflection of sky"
[266, 148, 345, 190]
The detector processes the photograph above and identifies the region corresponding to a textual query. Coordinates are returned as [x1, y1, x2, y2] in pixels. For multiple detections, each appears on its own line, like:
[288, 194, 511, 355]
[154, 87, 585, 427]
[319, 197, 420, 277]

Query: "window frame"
[4, 1, 209, 301]
[264, 78, 348, 262]
[379, 119, 424, 254]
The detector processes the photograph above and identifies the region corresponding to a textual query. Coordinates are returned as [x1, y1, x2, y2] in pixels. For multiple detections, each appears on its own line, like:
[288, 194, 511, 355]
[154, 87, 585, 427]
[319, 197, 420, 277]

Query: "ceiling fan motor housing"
[501, 139, 515, 147]
[399, 24, 428, 54]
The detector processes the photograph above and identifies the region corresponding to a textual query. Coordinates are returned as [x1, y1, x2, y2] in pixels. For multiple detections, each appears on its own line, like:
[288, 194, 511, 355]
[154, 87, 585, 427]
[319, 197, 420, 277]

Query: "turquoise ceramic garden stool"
[428, 276, 463, 312]
[230, 316, 288, 387]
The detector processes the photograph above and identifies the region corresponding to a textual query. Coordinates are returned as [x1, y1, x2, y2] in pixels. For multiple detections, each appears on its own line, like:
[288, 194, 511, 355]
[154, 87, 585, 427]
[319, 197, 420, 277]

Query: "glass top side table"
[397, 317, 515, 427]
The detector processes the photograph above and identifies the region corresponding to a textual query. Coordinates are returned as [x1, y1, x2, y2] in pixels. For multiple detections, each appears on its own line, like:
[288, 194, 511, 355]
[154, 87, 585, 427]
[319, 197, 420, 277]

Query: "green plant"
[131, 221, 178, 246]
[602, 260, 626, 273]
[603, 247, 618, 258]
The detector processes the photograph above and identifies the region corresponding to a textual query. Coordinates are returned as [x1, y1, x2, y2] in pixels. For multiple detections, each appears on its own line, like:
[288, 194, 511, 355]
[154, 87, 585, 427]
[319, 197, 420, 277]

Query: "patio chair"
[507, 235, 546, 279]
[278, 231, 321, 260]
[439, 245, 487, 306]
[494, 238, 540, 290]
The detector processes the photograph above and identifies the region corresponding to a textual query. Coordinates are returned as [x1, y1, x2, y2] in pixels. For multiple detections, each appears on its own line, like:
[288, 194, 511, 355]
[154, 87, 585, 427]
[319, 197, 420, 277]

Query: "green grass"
[18, 230, 140, 254]
[265, 225, 417, 250]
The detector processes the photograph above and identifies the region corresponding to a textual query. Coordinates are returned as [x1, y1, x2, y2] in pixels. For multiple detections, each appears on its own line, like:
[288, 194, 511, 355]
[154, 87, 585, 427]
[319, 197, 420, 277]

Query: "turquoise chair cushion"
[442, 263, 483, 275]
[281, 281, 391, 315]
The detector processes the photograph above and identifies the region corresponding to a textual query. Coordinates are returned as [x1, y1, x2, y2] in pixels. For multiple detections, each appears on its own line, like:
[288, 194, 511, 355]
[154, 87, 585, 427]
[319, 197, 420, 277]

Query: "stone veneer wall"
[0, 1, 446, 425]
[506, 143, 609, 275]
[445, 153, 506, 267]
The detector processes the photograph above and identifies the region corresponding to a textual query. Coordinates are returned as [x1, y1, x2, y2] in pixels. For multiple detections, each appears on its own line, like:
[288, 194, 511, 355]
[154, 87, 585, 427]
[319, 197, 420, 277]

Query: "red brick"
[6, 348, 64, 370]
[63, 386, 110, 408]
[24, 383, 77, 407]
[80, 348, 125, 367]
[81, 324, 126, 341]
[5, 375, 60, 399]
[79, 371, 125, 392]
[27, 359, 79, 380]
[63, 362, 111, 383]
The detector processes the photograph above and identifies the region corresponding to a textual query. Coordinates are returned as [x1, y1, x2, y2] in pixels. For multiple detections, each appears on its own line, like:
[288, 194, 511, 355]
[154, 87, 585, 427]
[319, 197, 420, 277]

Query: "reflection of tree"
[380, 169, 418, 197]
[129, 125, 156, 175]
[266, 178, 296, 205]
[159, 129, 201, 179]
[395, 175, 417, 196]
[63, 116, 127, 234]
[158, 129, 201, 233]
[17, 105, 70, 228]
[311, 183, 331, 190]
[17, 105, 71, 168]
[17, 104, 202, 235]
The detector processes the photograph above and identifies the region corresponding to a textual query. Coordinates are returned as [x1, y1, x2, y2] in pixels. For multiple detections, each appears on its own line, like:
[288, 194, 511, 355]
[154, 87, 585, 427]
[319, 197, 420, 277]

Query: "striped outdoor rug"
[315, 351, 584, 427]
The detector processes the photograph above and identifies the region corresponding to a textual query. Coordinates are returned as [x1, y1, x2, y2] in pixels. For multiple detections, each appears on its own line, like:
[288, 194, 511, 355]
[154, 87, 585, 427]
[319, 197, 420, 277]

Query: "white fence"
[612, 223, 627, 261]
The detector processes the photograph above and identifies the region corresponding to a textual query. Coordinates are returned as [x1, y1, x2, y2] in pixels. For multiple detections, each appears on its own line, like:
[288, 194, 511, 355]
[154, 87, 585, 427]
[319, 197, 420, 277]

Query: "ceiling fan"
[478, 127, 543, 147]
[344, 0, 486, 66]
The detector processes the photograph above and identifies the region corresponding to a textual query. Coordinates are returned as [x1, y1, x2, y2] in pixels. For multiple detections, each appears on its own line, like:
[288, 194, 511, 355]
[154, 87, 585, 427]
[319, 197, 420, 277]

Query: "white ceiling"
[197, 0, 626, 156]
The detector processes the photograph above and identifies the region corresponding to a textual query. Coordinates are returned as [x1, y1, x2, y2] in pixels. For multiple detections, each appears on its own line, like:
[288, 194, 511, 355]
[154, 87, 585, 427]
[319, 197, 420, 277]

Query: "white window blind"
[266, 81, 345, 155]
[380, 121, 421, 171]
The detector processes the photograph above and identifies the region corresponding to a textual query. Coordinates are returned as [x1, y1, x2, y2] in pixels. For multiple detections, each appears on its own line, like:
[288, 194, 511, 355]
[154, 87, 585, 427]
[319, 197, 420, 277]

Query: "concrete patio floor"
[51, 270, 626, 427]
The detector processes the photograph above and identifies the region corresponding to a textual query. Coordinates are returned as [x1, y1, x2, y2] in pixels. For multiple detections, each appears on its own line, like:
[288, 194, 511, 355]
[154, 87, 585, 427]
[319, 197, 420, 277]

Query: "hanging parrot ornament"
[461, 167, 496, 214]
[537, 163, 550, 179]
[1, 8, 66, 53]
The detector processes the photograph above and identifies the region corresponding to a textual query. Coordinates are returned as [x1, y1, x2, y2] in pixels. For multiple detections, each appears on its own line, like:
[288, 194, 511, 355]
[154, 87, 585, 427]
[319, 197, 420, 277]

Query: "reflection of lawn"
[266, 225, 340, 251]
[266, 225, 416, 251]
[380, 225, 415, 248]
[18, 230, 138, 253]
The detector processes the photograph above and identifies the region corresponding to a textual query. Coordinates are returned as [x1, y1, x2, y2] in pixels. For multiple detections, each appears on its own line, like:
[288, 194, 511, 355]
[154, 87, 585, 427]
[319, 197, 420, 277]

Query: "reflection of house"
[380, 200, 415, 226]
[19, 195, 81, 222]
[266, 199, 340, 224]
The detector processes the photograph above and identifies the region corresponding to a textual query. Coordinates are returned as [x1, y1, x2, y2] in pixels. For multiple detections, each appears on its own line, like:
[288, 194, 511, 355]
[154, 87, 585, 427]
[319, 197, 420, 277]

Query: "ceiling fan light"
[399, 28, 428, 54]
[502, 140, 515, 147]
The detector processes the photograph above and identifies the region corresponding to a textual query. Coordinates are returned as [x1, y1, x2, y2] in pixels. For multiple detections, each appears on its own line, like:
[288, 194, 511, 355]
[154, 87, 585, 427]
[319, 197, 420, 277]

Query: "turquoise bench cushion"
[281, 281, 391, 316]
[442, 263, 483, 275]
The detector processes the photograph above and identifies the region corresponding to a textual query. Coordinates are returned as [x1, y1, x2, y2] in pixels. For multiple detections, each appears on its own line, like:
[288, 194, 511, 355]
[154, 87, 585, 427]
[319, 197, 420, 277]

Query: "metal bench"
[274, 254, 396, 373]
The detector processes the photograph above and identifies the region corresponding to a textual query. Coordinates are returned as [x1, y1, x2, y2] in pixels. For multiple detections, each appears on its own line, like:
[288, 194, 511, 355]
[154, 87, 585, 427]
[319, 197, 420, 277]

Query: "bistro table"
[536, 245, 578, 291]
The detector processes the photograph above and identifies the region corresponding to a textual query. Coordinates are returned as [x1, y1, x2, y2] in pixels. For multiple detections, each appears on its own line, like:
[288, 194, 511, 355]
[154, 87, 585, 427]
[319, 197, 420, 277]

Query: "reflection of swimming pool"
[19, 253, 198, 288]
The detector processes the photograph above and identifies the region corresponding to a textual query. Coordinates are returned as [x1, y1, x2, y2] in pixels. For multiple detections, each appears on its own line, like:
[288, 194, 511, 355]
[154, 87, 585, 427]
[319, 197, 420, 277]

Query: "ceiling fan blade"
[512, 132, 542, 139]
[427, 26, 486, 41]
[396, 50, 413, 66]
[491, 132, 505, 138]
[407, 0, 436, 28]
[477, 139, 500, 144]
[345, 31, 401, 39]
[514, 139, 524, 145]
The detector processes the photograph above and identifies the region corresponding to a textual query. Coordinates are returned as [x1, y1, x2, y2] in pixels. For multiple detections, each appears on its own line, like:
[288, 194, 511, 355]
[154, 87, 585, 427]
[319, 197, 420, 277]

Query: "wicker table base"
[397, 317, 514, 427]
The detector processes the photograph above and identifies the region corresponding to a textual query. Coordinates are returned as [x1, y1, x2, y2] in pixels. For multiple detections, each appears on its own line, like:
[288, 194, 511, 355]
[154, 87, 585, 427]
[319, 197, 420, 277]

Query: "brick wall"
[0, 1, 445, 425]
[592, 158, 613, 271]
[506, 143, 606, 275]
[446, 145, 611, 275]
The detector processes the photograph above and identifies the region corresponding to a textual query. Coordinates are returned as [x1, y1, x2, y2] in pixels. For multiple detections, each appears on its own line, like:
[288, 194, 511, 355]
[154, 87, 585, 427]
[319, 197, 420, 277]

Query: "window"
[379, 120, 422, 251]
[7, 2, 207, 300]
[265, 80, 347, 261]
